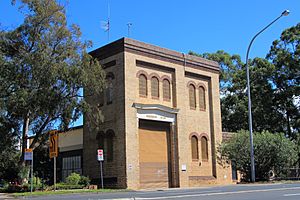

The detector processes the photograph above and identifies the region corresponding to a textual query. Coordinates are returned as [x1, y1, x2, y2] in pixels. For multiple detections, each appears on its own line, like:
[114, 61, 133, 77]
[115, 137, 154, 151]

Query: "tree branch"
[29, 115, 59, 149]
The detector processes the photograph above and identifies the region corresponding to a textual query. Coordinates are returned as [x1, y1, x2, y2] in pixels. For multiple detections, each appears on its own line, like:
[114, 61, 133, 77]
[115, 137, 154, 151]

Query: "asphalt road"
[19, 183, 300, 200]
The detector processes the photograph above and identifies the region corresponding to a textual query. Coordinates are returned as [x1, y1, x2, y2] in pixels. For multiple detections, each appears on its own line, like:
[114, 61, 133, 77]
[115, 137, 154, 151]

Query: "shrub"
[79, 175, 90, 187]
[0, 180, 8, 189]
[6, 184, 23, 193]
[33, 176, 41, 186]
[18, 166, 29, 184]
[56, 183, 83, 190]
[219, 130, 298, 181]
[65, 173, 81, 185]
[51, 183, 84, 190]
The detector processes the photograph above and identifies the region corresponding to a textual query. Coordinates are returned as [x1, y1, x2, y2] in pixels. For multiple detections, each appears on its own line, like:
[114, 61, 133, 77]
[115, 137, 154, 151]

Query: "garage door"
[139, 120, 170, 189]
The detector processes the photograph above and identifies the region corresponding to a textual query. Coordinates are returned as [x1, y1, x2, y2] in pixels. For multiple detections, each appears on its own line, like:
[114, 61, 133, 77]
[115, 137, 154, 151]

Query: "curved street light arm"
[245, 10, 289, 183]
[246, 14, 285, 65]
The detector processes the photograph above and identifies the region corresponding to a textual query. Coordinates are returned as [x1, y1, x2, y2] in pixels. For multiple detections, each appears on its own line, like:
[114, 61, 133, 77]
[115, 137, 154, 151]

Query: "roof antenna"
[101, 2, 110, 42]
[127, 22, 132, 38]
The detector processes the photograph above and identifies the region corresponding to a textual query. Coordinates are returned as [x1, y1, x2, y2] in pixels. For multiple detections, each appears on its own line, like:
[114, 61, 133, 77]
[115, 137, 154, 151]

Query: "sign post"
[54, 156, 56, 191]
[24, 148, 33, 193]
[49, 131, 58, 191]
[97, 149, 104, 189]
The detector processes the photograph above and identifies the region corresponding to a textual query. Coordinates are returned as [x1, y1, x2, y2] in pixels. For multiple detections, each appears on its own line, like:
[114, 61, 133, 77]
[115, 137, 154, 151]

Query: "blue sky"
[1, 0, 299, 59]
[1, 0, 299, 127]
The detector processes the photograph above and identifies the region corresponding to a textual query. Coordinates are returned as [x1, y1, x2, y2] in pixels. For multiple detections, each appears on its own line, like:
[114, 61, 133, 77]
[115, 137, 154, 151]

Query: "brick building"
[83, 38, 233, 189]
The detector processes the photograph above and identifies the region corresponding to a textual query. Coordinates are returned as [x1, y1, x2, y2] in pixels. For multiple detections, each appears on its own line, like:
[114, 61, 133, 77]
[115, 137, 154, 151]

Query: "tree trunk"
[20, 113, 30, 165]
[286, 110, 292, 138]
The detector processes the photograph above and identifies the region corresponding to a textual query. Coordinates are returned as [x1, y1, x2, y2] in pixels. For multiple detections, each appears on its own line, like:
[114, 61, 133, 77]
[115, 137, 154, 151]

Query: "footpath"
[0, 193, 18, 200]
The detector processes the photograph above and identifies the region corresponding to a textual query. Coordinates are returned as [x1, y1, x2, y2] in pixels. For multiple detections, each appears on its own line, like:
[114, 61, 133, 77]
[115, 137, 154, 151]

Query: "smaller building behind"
[57, 126, 83, 182]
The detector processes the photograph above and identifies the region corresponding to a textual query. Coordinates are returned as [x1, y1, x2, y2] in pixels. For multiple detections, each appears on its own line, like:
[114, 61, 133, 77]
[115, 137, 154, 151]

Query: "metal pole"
[245, 10, 289, 182]
[100, 161, 104, 189]
[30, 153, 33, 193]
[54, 157, 56, 191]
[42, 171, 44, 191]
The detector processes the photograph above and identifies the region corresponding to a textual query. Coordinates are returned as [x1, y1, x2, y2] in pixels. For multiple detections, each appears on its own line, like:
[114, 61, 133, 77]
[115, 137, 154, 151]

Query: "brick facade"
[83, 38, 232, 189]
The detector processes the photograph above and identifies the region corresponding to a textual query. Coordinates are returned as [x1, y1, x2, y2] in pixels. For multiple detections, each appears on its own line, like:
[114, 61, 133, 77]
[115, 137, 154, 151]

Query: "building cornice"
[133, 103, 179, 114]
[89, 38, 220, 73]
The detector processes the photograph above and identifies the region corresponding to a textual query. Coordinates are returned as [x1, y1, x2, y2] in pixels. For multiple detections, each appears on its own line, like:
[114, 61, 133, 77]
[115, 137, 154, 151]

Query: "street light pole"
[246, 10, 289, 182]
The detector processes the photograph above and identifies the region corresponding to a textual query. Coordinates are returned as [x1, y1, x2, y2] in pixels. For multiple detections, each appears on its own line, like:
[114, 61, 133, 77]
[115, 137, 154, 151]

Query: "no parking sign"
[97, 149, 104, 161]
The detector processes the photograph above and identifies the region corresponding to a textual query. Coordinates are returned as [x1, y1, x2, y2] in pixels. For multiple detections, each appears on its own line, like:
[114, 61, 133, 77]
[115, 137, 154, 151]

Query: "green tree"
[267, 23, 300, 138]
[32, 139, 53, 184]
[0, 0, 105, 166]
[189, 50, 243, 97]
[189, 51, 282, 133]
[190, 24, 299, 135]
[219, 130, 297, 181]
[229, 57, 284, 133]
[0, 114, 20, 181]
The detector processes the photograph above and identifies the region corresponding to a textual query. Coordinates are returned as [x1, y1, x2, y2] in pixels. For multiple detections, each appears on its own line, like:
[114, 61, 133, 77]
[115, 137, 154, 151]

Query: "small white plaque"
[181, 164, 187, 171]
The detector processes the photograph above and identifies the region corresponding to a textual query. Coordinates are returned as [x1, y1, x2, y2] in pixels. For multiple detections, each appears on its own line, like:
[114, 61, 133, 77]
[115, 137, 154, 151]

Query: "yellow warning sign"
[49, 130, 58, 158]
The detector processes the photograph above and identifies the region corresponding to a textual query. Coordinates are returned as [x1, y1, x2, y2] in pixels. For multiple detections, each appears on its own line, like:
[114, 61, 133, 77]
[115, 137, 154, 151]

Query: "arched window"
[189, 84, 196, 109]
[191, 135, 199, 160]
[106, 74, 114, 104]
[199, 86, 206, 110]
[201, 136, 208, 161]
[139, 74, 147, 97]
[163, 79, 171, 101]
[151, 77, 159, 98]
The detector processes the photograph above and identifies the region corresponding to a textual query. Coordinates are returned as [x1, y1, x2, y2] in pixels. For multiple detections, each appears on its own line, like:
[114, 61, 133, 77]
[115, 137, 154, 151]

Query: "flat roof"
[90, 38, 220, 73]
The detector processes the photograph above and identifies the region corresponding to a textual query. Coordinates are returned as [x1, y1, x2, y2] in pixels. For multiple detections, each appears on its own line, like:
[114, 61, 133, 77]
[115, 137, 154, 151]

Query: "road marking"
[130, 186, 300, 200]
[134, 190, 222, 195]
[283, 193, 300, 197]
[110, 199, 135, 200]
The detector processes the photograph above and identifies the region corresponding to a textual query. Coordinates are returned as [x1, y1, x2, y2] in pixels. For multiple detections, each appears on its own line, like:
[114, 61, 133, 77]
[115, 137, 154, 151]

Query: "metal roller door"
[139, 120, 170, 189]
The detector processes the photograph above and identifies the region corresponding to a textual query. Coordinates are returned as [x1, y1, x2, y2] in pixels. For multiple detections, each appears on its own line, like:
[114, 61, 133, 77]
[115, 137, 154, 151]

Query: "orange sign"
[49, 130, 58, 158]
[25, 148, 33, 152]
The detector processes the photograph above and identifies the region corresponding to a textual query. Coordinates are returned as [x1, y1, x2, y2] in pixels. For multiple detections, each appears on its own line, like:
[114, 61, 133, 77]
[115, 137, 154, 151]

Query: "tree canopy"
[191, 23, 299, 181]
[267, 23, 300, 138]
[0, 0, 106, 167]
[189, 23, 299, 136]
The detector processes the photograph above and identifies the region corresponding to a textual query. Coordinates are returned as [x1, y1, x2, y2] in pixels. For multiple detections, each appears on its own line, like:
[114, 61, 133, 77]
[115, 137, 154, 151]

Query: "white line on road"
[283, 193, 300, 197]
[134, 190, 222, 195]
[90, 198, 135, 200]
[131, 186, 300, 200]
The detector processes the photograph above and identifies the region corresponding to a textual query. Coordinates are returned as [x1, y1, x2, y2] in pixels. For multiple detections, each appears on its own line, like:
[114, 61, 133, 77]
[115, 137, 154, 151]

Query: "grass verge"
[13, 189, 131, 197]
